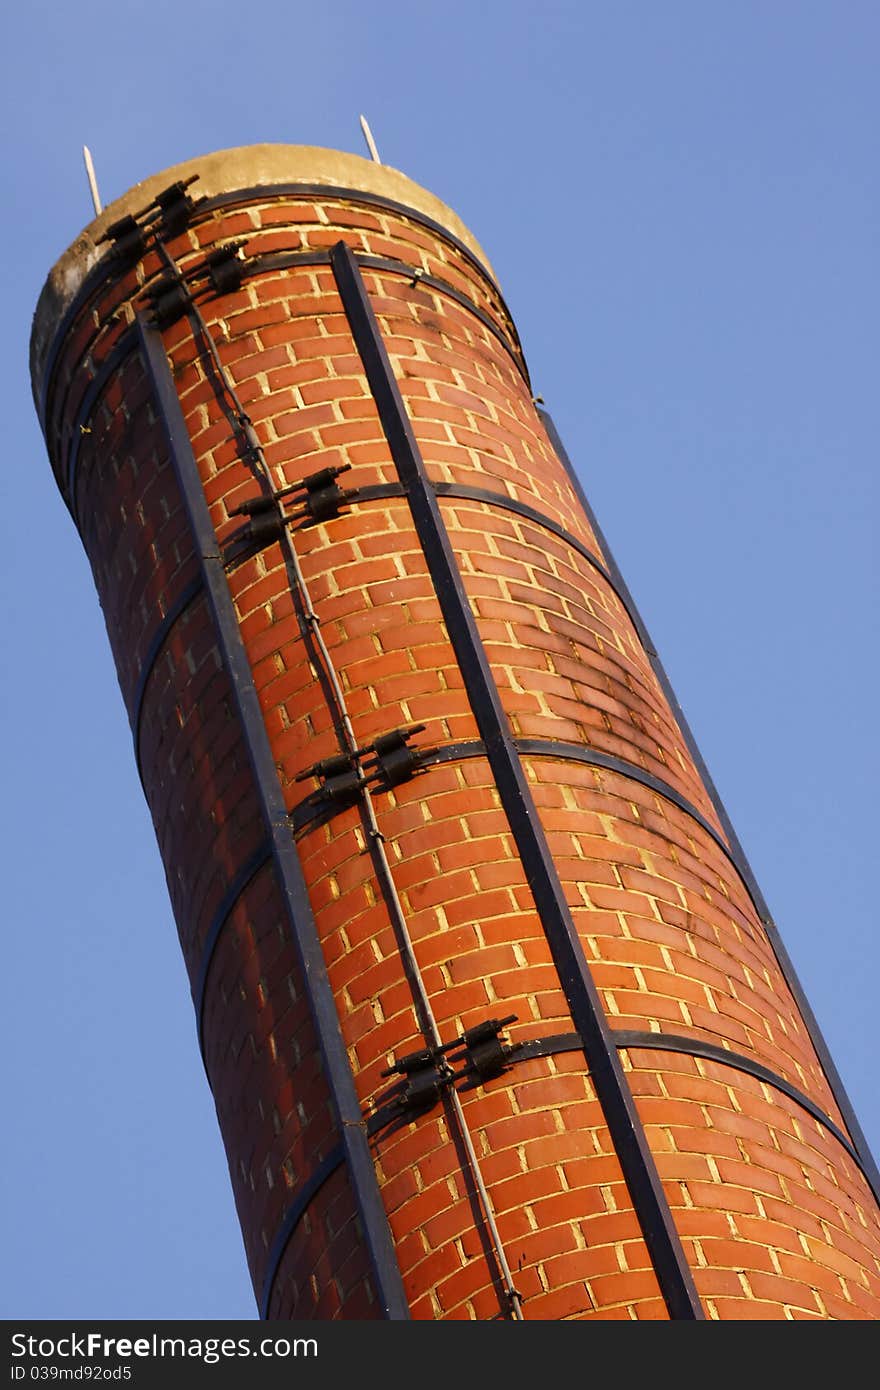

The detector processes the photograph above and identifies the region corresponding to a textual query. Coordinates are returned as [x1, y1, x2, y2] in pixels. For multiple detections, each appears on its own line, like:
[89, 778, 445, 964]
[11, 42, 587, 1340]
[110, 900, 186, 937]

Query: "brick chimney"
[31, 145, 880, 1320]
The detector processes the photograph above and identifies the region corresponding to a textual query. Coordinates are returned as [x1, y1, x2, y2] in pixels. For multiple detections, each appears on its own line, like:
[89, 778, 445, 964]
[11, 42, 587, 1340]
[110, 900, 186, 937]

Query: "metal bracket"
[144, 275, 191, 330]
[447, 1014, 520, 1084]
[102, 176, 201, 268]
[295, 752, 364, 813]
[204, 241, 247, 295]
[144, 240, 250, 327]
[281, 464, 356, 527]
[228, 464, 355, 545]
[380, 1046, 454, 1114]
[153, 176, 200, 238]
[361, 724, 434, 790]
[100, 213, 148, 265]
[379, 1016, 519, 1115]
[228, 493, 286, 551]
[292, 724, 435, 829]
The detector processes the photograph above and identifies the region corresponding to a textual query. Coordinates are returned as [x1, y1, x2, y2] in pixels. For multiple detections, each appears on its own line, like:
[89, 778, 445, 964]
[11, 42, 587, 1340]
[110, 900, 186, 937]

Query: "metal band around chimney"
[331, 240, 704, 1321]
[258, 1014, 868, 1320]
[467, 1029, 865, 1175]
[136, 314, 410, 1321]
[131, 574, 204, 781]
[194, 842, 273, 1065]
[338, 480, 629, 615]
[259, 1148, 344, 1320]
[291, 735, 741, 881]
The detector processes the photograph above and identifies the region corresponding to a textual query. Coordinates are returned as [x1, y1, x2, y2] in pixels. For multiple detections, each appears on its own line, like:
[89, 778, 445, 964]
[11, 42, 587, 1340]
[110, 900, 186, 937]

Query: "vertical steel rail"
[331, 242, 704, 1321]
[540, 410, 880, 1202]
[136, 315, 410, 1320]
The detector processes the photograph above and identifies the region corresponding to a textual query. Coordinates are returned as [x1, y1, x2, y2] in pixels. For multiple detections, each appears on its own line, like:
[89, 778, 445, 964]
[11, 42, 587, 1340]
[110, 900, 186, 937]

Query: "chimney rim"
[30, 142, 497, 414]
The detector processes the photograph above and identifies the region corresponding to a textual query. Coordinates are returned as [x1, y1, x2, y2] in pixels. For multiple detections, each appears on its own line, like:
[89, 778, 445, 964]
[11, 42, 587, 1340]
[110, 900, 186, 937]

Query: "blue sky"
[2, 2, 877, 1319]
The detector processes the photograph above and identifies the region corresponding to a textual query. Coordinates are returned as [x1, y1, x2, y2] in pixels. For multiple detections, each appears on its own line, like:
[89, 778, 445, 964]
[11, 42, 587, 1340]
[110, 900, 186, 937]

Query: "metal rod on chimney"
[82, 146, 102, 216]
[359, 115, 381, 164]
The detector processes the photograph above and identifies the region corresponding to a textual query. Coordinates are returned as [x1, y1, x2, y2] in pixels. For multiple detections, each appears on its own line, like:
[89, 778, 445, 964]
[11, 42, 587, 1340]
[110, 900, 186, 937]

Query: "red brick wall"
[36, 159, 880, 1320]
